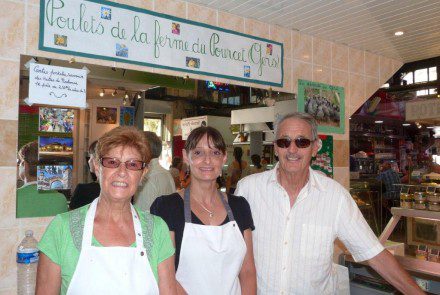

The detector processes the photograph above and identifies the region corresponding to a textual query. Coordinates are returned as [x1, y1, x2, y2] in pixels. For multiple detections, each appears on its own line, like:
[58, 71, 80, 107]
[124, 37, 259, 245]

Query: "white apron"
[176, 189, 247, 295]
[66, 198, 159, 295]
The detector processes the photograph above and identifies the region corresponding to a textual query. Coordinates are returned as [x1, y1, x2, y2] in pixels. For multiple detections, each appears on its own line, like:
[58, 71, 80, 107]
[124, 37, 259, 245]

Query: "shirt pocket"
[300, 224, 333, 260]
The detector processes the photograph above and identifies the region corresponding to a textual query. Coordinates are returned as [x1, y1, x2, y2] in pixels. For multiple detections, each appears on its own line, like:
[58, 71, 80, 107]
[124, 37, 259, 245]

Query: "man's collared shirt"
[235, 165, 384, 294]
[135, 158, 176, 212]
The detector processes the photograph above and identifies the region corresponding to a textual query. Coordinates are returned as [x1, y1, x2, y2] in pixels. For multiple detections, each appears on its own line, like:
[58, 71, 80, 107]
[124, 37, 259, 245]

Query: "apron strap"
[184, 188, 235, 223]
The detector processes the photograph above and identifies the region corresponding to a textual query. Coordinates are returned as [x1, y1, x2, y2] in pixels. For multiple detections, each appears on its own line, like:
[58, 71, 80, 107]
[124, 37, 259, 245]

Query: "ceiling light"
[124, 92, 129, 99]
[375, 120, 383, 124]
[99, 89, 105, 97]
[112, 89, 117, 97]
[137, 93, 141, 99]
[394, 31, 404, 36]
[402, 123, 411, 126]
[427, 126, 435, 129]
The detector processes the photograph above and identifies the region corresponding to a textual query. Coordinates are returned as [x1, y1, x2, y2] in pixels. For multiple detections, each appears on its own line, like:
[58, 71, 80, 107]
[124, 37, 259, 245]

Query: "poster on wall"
[38, 136, 73, 162]
[97, 107, 117, 124]
[37, 165, 73, 190]
[29, 64, 87, 108]
[311, 135, 333, 177]
[39, 107, 74, 133]
[39, 0, 283, 87]
[181, 116, 207, 140]
[297, 80, 345, 134]
[120, 106, 135, 126]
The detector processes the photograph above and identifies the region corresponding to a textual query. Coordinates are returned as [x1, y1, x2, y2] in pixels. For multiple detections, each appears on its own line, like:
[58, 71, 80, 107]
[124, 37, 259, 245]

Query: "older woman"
[36, 126, 176, 295]
[151, 126, 256, 294]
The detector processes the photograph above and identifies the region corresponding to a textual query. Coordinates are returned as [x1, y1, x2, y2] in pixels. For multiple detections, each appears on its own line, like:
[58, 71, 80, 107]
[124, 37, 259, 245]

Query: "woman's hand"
[36, 253, 61, 295]
[239, 229, 257, 295]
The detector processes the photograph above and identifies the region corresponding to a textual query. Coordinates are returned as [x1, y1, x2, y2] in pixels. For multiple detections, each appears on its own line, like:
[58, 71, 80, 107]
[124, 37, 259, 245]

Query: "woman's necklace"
[193, 196, 216, 218]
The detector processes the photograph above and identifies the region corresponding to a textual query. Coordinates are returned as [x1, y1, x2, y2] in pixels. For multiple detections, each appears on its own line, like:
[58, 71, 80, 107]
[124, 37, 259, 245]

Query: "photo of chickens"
[298, 79, 345, 134]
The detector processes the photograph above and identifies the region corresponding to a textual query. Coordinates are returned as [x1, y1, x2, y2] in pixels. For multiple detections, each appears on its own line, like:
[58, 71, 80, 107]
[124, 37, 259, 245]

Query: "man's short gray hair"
[144, 131, 162, 158]
[274, 112, 318, 140]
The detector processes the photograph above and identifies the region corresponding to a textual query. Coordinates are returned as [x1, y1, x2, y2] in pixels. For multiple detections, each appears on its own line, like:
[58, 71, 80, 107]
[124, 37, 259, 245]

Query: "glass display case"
[350, 179, 383, 235]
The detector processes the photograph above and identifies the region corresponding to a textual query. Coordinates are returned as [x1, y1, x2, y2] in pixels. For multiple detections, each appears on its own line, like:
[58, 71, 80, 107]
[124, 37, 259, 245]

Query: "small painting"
[172, 22, 180, 35]
[39, 107, 74, 133]
[120, 106, 135, 126]
[244, 65, 251, 78]
[297, 79, 345, 134]
[38, 136, 73, 162]
[37, 165, 73, 190]
[266, 44, 273, 55]
[186, 57, 200, 69]
[116, 43, 128, 58]
[101, 7, 112, 20]
[97, 107, 117, 124]
[54, 34, 67, 47]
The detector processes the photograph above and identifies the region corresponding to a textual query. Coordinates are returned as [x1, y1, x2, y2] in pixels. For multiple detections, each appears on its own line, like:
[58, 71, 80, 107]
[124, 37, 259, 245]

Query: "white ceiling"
[186, 0, 440, 62]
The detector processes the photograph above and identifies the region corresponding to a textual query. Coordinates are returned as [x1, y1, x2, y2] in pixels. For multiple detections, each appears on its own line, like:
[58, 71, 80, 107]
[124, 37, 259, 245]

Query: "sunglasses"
[100, 157, 146, 171]
[275, 137, 313, 149]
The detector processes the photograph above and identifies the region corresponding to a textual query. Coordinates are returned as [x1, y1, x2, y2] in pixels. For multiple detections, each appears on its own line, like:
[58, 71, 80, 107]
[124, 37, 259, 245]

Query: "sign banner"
[29, 63, 87, 108]
[39, 0, 283, 87]
[181, 116, 207, 140]
[297, 79, 345, 134]
[406, 99, 440, 121]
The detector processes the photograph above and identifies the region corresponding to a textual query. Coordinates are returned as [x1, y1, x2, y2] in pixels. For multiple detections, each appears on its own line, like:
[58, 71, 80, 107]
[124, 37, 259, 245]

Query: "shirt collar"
[269, 163, 325, 192]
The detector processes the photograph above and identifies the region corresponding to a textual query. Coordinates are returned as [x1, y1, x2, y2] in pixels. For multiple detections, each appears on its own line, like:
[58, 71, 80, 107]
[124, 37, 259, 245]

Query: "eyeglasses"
[190, 148, 224, 160]
[275, 137, 314, 149]
[100, 157, 146, 171]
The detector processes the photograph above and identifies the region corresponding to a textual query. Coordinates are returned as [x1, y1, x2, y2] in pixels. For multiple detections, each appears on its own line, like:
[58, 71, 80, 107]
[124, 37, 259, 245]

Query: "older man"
[135, 131, 176, 212]
[235, 112, 422, 294]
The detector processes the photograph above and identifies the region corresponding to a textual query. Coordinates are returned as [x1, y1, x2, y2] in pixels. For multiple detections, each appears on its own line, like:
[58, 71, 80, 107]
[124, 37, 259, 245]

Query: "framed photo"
[39, 107, 74, 133]
[37, 165, 73, 190]
[297, 79, 345, 134]
[96, 107, 117, 124]
[38, 136, 73, 163]
[120, 106, 135, 126]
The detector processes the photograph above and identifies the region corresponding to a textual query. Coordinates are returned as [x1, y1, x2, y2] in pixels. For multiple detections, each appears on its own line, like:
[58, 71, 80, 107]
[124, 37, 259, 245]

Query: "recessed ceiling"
[186, 0, 440, 62]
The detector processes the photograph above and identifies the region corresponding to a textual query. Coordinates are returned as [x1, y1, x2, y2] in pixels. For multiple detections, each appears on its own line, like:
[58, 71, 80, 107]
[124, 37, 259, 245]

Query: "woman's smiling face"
[183, 134, 226, 182]
[95, 145, 146, 202]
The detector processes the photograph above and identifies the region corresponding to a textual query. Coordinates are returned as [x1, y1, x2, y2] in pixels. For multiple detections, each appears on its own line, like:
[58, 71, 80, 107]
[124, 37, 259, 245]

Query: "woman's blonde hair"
[96, 126, 151, 164]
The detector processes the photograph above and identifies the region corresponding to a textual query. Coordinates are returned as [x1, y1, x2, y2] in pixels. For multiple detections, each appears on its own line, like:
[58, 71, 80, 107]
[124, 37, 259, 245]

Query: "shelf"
[374, 147, 397, 151]
[390, 207, 440, 220]
[350, 131, 404, 139]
